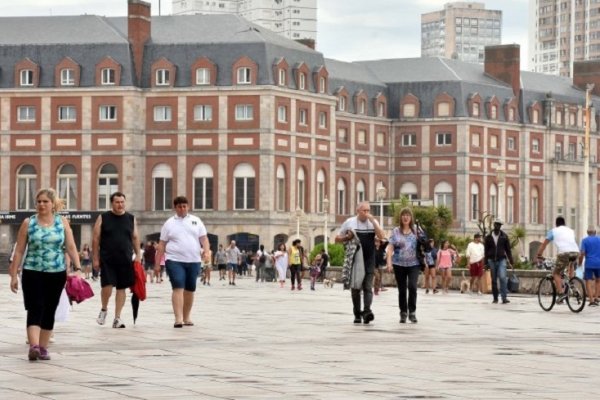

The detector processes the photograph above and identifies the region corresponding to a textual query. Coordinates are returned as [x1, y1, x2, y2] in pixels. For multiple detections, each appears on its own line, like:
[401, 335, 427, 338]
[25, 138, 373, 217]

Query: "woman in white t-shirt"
[273, 243, 289, 288]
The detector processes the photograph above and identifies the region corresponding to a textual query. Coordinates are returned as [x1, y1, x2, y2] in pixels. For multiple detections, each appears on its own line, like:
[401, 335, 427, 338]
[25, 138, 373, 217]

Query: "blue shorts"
[584, 268, 600, 280]
[226, 263, 237, 271]
[166, 260, 201, 291]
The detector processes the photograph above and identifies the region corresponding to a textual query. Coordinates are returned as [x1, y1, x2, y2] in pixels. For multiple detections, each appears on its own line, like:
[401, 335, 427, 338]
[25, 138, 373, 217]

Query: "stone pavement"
[0, 272, 599, 399]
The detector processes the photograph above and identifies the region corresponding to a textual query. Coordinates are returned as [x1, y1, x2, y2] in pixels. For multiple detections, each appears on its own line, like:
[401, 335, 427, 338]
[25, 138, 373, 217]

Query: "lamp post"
[377, 185, 387, 230]
[295, 206, 303, 240]
[322, 197, 330, 255]
[496, 162, 506, 222]
[583, 83, 594, 239]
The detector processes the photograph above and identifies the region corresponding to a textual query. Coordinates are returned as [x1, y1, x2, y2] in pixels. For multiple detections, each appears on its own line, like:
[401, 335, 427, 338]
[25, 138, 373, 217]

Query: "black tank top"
[100, 211, 134, 265]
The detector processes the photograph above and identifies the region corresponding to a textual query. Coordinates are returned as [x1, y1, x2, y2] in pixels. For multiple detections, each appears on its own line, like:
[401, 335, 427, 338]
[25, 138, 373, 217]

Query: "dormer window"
[319, 76, 326, 93]
[61, 69, 75, 86]
[437, 102, 450, 117]
[196, 68, 210, 85]
[359, 99, 366, 115]
[278, 69, 286, 86]
[299, 73, 306, 90]
[532, 109, 539, 124]
[339, 96, 346, 111]
[403, 103, 416, 117]
[237, 67, 251, 84]
[156, 69, 170, 86]
[491, 105, 498, 119]
[508, 108, 515, 121]
[20, 70, 34, 86]
[101, 68, 115, 85]
[473, 102, 480, 117]
[378, 102, 385, 117]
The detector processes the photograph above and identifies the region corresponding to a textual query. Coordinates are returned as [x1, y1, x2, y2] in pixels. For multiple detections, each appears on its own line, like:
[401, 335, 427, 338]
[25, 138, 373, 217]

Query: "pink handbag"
[65, 275, 94, 304]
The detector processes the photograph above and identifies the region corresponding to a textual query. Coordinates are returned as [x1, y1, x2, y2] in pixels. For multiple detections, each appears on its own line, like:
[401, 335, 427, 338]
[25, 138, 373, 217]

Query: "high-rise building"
[172, 0, 317, 42]
[421, 2, 502, 63]
[529, 0, 600, 77]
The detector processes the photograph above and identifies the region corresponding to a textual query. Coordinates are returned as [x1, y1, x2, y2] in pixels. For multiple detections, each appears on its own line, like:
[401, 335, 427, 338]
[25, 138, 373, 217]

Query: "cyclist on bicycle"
[536, 216, 579, 302]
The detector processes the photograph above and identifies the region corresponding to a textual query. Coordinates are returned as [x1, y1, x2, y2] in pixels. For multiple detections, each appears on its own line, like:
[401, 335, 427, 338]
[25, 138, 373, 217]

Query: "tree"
[391, 199, 453, 244]
[475, 211, 495, 237]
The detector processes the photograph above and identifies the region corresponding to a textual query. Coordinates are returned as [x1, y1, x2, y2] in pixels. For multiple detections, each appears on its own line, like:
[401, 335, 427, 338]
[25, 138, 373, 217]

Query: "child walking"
[436, 240, 459, 293]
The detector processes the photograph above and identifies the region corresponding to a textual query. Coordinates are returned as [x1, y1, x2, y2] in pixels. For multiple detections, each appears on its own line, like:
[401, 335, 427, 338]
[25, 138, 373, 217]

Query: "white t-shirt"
[547, 225, 579, 253]
[159, 213, 207, 263]
[465, 241, 485, 264]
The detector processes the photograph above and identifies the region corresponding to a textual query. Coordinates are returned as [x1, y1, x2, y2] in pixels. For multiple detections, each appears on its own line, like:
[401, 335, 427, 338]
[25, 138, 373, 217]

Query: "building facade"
[1, 0, 600, 260]
[421, 2, 502, 64]
[528, 0, 600, 77]
[172, 0, 317, 42]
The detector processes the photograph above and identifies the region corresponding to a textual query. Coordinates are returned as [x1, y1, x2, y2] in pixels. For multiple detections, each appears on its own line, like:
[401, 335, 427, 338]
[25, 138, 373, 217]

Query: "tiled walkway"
[1, 273, 598, 399]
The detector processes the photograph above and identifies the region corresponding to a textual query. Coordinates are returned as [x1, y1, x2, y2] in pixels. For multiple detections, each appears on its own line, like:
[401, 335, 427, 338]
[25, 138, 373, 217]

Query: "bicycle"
[536, 257, 586, 313]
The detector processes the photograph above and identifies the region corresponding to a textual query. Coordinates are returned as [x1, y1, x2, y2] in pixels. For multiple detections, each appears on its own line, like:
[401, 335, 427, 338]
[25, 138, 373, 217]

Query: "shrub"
[309, 243, 344, 266]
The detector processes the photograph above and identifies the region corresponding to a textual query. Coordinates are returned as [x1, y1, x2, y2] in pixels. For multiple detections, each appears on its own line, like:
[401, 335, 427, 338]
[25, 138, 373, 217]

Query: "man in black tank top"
[92, 192, 141, 329]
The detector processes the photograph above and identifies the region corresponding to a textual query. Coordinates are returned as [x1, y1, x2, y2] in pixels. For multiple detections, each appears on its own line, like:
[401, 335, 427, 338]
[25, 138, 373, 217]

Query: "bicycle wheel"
[537, 276, 556, 312]
[566, 277, 586, 313]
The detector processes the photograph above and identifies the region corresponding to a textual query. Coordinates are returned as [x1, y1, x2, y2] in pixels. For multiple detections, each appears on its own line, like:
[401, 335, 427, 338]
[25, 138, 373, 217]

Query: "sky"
[0, 0, 531, 68]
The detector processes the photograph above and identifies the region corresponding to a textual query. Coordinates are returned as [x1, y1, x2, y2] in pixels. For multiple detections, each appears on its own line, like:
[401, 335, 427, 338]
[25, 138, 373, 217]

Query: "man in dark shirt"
[318, 249, 329, 282]
[483, 219, 513, 304]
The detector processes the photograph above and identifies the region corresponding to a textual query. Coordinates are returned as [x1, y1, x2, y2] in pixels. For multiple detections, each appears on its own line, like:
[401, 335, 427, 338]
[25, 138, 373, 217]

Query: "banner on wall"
[0, 211, 102, 225]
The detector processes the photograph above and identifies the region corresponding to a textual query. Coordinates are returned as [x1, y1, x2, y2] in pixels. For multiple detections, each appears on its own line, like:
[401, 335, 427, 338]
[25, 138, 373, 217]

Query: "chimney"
[573, 60, 600, 96]
[128, 0, 151, 85]
[484, 44, 521, 98]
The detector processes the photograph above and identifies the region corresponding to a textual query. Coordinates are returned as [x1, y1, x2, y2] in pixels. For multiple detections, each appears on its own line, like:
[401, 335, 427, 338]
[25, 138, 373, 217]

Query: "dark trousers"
[290, 264, 302, 286]
[351, 271, 374, 317]
[393, 265, 420, 314]
[22, 269, 67, 330]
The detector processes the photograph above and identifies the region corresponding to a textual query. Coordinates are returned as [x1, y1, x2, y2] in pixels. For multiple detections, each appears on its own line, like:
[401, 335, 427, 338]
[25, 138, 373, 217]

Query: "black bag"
[507, 271, 520, 293]
[259, 253, 266, 263]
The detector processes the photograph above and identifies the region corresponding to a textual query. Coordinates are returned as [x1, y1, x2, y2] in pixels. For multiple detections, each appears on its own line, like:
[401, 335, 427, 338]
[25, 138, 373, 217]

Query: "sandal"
[174, 323, 183, 328]
[183, 321, 194, 326]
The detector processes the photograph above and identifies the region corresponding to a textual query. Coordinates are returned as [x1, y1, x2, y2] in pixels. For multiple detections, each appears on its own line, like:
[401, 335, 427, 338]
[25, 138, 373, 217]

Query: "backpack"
[259, 251, 266, 263]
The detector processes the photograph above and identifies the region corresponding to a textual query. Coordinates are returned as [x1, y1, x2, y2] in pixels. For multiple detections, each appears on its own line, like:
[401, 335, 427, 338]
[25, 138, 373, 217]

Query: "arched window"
[356, 180, 366, 204]
[57, 164, 77, 210]
[297, 167, 305, 210]
[489, 183, 498, 218]
[16, 164, 37, 211]
[234, 163, 255, 210]
[276, 165, 286, 211]
[316, 169, 326, 212]
[531, 187, 539, 224]
[97, 163, 118, 210]
[192, 164, 213, 210]
[471, 182, 480, 221]
[434, 181, 453, 208]
[399, 182, 418, 201]
[337, 178, 346, 215]
[506, 185, 515, 224]
[152, 163, 173, 211]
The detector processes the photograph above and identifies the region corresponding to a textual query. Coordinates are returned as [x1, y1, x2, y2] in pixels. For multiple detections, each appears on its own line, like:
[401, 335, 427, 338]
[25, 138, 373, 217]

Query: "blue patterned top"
[23, 214, 65, 273]
[389, 227, 420, 267]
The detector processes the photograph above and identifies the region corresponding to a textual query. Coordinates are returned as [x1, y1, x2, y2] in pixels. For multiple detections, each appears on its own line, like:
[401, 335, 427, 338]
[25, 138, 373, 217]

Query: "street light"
[496, 162, 506, 221]
[377, 185, 387, 230]
[295, 206, 303, 239]
[322, 196, 330, 255]
[583, 83, 594, 239]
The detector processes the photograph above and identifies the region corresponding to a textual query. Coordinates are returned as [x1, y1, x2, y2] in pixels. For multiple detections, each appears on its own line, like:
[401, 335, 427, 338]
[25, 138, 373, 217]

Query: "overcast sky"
[0, 0, 530, 67]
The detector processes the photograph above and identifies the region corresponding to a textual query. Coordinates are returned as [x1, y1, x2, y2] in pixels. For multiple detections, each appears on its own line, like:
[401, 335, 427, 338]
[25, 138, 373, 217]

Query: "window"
[556, 110, 563, 125]
[378, 102, 385, 117]
[153, 106, 172, 122]
[193, 105, 213, 121]
[237, 67, 251, 84]
[403, 103, 416, 117]
[490, 135, 498, 149]
[491, 105, 497, 119]
[356, 180, 366, 204]
[319, 77, 326, 93]
[192, 164, 213, 210]
[569, 112, 576, 126]
[339, 96, 346, 111]
[57, 164, 77, 210]
[555, 142, 563, 159]
[277, 106, 287, 123]
[16, 164, 37, 211]
[338, 128, 348, 143]
[531, 187, 539, 223]
[437, 102, 450, 117]
[489, 184, 498, 218]
[436, 132, 452, 146]
[99, 105, 117, 121]
[97, 164, 118, 210]
[152, 163, 173, 211]
[357, 130, 367, 145]
[508, 108, 515, 121]
[276, 165, 286, 211]
[20, 69, 33, 86]
[532, 109, 539, 124]
[471, 183, 479, 221]
[473, 102, 480, 117]
[376, 132, 386, 147]
[359, 99, 366, 115]
[316, 169, 325, 212]
[156, 69, 170, 86]
[235, 104, 253, 121]
[507, 185, 514, 224]
[234, 163, 255, 210]
[297, 167, 305, 210]
[61, 68, 74, 86]
[472, 132, 480, 147]
[17, 106, 36, 122]
[507, 137, 515, 151]
[278, 69, 286, 86]
[299, 73, 306, 90]
[400, 182, 418, 201]
[568, 143, 576, 160]
[299, 108, 307, 125]
[58, 106, 76, 122]
[319, 112, 327, 128]
[402, 133, 417, 147]
[196, 68, 210, 85]
[101, 68, 115, 85]
[337, 178, 346, 215]
[434, 181, 453, 208]
[532, 138, 540, 153]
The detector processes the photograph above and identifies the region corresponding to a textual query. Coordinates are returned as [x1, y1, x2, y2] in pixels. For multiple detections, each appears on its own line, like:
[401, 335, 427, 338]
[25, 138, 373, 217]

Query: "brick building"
[1, 0, 599, 259]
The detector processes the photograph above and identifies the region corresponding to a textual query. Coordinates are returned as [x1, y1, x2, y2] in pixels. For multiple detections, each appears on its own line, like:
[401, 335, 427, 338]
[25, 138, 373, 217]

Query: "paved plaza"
[0, 272, 598, 399]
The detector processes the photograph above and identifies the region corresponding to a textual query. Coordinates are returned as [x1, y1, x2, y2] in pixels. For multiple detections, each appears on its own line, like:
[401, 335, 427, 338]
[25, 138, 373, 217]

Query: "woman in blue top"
[9, 188, 82, 361]
[386, 208, 427, 324]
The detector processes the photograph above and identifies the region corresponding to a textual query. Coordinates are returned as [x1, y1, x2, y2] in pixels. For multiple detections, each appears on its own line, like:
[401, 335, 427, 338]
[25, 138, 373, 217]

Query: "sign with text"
[0, 211, 102, 225]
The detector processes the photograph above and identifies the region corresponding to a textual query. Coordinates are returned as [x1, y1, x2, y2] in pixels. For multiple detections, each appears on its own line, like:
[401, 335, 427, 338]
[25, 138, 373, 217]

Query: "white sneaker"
[96, 309, 107, 325]
[477, 291, 482, 296]
[112, 317, 125, 328]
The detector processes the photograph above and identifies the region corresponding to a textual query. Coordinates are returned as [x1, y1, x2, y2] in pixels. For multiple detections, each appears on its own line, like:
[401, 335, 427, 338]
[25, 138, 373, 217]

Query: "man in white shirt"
[465, 233, 485, 295]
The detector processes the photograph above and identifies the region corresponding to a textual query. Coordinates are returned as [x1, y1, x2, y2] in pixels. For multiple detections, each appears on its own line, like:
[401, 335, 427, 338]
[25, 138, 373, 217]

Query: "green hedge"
[309, 243, 344, 266]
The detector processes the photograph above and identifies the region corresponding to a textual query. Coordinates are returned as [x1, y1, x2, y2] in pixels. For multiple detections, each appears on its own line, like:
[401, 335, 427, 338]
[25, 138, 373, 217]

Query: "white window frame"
[357, 130, 367, 145]
[156, 69, 170, 86]
[17, 106, 36, 122]
[507, 137, 515, 151]
[196, 68, 210, 85]
[532, 138, 540, 153]
[235, 104, 254, 121]
[471, 182, 479, 221]
[16, 165, 37, 211]
[491, 104, 498, 119]
[278, 68, 286, 86]
[58, 106, 76, 122]
[193, 105, 213, 121]
[61, 68, 75, 86]
[97, 164, 118, 210]
[319, 76, 326, 93]
[57, 164, 77, 210]
[376, 132, 385, 147]
[299, 108, 307, 125]
[507, 185, 514, 224]
[531, 188, 539, 224]
[193, 164, 214, 210]
[152, 163, 173, 211]
[436, 132, 452, 146]
[233, 163, 256, 210]
[472, 132, 480, 147]
[403, 103, 416, 117]
[276, 165, 286, 211]
[277, 105, 287, 123]
[237, 67, 251, 84]
[434, 181, 453, 209]
[338, 128, 348, 143]
[20, 69, 33, 86]
[356, 180, 366, 204]
[402, 133, 417, 147]
[359, 99, 366, 115]
[101, 68, 116, 85]
[339, 96, 346, 111]
[99, 105, 117, 121]
[378, 102, 385, 117]
[489, 184, 498, 218]
[153, 106, 172, 122]
[299, 73, 306, 90]
[337, 178, 346, 215]
[319, 112, 327, 128]
[316, 169, 325, 212]
[437, 102, 450, 117]
[297, 167, 305, 210]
